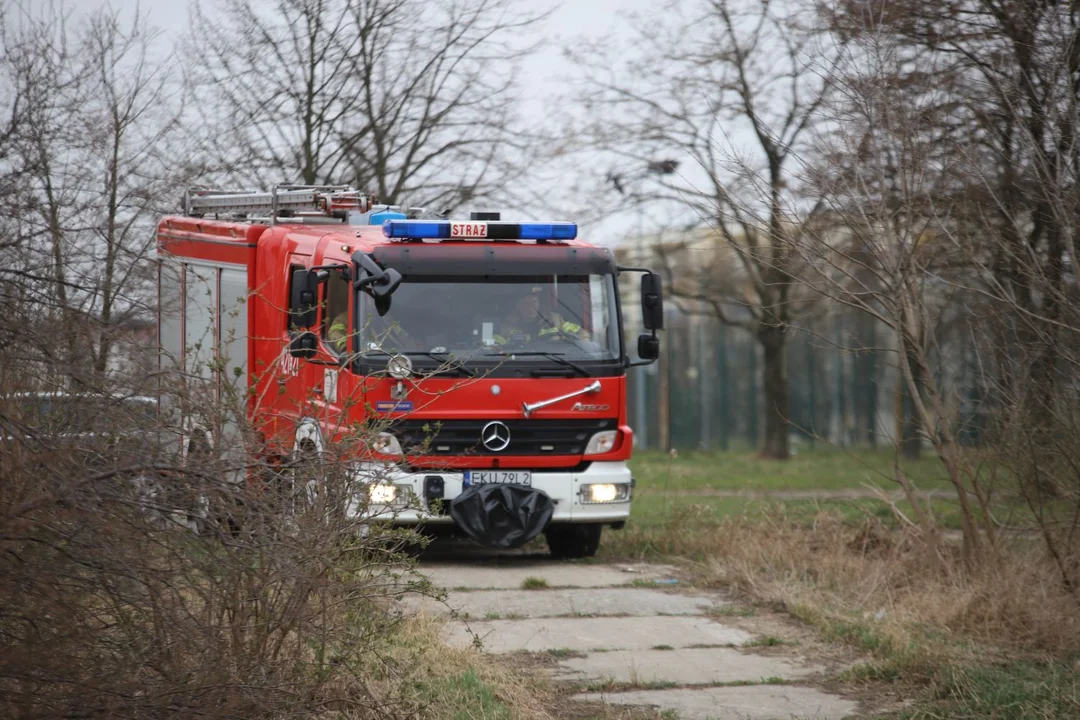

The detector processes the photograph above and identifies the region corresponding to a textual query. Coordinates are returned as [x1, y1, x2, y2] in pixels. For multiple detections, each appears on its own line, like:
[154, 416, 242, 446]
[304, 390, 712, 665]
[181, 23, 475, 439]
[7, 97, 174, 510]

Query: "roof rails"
[183, 184, 377, 224]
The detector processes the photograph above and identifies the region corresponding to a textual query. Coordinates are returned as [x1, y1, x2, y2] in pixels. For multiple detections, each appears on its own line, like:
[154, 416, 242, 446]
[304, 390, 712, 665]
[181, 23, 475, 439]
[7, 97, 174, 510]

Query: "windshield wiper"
[482, 351, 591, 377]
[401, 351, 475, 377]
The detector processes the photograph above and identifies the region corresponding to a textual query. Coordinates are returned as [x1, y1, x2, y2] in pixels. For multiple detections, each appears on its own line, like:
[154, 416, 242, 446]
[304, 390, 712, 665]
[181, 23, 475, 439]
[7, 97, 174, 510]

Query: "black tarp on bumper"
[449, 484, 555, 549]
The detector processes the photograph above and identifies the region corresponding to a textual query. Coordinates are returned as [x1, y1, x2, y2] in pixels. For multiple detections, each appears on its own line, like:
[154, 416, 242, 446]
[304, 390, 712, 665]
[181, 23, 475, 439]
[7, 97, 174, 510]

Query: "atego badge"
[571, 402, 610, 412]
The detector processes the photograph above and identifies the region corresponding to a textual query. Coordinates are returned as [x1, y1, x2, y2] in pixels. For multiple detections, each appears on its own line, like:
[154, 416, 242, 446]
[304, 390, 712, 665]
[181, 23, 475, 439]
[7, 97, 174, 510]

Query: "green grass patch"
[707, 605, 757, 618]
[628, 487, 968, 529]
[745, 636, 785, 647]
[604, 447, 1041, 561]
[419, 668, 511, 720]
[629, 447, 954, 493]
[841, 661, 904, 684]
[789, 603, 925, 671]
[894, 661, 1080, 720]
[580, 677, 679, 692]
[520, 576, 548, 590]
[799, 607, 1080, 718]
[651, 644, 675, 651]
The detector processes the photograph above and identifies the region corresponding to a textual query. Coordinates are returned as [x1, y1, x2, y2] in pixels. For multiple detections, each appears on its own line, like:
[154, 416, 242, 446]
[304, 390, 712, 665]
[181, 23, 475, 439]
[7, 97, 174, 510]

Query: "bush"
[0, 384, 441, 718]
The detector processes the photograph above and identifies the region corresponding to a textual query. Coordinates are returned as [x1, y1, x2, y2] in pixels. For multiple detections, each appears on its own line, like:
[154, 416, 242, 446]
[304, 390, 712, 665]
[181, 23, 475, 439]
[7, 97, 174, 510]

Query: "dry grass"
[392, 612, 556, 719]
[605, 505, 1080, 716]
[609, 505, 1080, 661]
[719, 522, 1074, 658]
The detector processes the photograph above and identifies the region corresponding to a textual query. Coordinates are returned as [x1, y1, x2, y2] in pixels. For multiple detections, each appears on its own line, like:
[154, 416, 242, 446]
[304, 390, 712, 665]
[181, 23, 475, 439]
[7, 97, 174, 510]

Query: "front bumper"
[357, 460, 632, 525]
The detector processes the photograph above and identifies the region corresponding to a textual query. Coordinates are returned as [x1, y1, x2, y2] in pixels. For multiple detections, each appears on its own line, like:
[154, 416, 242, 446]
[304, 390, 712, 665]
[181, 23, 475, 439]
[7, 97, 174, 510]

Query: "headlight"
[580, 482, 630, 504]
[584, 430, 619, 456]
[387, 354, 412, 379]
[370, 432, 403, 456]
[369, 483, 397, 504]
[368, 482, 410, 506]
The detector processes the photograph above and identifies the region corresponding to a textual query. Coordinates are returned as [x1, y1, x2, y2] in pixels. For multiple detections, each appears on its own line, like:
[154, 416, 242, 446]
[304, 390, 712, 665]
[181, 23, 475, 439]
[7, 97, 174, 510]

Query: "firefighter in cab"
[495, 286, 584, 345]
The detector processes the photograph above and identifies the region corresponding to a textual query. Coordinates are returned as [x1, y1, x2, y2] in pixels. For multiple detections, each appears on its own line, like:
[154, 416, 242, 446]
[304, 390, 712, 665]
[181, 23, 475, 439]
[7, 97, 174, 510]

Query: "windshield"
[357, 274, 621, 364]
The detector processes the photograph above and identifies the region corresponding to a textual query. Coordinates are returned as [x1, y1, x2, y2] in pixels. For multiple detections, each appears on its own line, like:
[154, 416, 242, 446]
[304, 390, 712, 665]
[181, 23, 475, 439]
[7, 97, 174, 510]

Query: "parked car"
[1, 391, 158, 457]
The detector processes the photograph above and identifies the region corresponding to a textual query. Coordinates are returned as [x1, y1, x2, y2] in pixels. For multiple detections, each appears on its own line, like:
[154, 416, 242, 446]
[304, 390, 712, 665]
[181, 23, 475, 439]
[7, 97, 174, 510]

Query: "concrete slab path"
[420, 561, 678, 590]
[405, 586, 723, 618]
[576, 686, 860, 720]
[409, 551, 861, 720]
[447, 615, 754, 653]
[554, 647, 823, 685]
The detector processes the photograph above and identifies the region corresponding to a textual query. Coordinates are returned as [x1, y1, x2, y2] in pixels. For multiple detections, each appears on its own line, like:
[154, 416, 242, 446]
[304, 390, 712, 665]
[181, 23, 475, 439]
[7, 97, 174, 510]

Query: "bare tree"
[829, 0, 1080, 440]
[569, 0, 843, 459]
[800, 1, 1080, 582]
[802, 47, 995, 564]
[0, 3, 189, 385]
[188, 0, 543, 212]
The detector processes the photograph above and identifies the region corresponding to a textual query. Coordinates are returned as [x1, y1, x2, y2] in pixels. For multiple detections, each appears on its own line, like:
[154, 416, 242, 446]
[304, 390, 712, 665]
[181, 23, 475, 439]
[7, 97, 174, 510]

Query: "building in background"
[616, 225, 985, 453]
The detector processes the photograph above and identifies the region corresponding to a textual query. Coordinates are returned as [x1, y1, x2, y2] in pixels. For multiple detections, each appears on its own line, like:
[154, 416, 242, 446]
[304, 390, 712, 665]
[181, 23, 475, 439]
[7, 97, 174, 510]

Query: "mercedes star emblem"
[480, 421, 511, 452]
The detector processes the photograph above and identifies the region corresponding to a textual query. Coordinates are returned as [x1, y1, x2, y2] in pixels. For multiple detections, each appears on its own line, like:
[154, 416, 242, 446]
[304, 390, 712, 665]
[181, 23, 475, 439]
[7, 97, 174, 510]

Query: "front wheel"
[546, 524, 602, 559]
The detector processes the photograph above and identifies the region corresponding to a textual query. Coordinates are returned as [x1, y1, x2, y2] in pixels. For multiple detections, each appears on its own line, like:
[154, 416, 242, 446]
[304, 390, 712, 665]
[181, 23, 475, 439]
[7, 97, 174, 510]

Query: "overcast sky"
[99, 0, 650, 99]
[72, 0, 687, 244]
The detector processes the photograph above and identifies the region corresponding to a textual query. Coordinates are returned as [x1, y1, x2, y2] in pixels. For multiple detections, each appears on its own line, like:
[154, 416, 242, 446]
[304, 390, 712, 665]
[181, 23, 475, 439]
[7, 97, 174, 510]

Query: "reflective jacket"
[328, 313, 349, 353]
[493, 315, 582, 345]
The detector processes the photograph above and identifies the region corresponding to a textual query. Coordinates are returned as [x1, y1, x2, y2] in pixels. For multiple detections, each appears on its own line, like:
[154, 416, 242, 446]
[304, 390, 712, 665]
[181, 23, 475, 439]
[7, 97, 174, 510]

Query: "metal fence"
[626, 308, 945, 452]
[617, 235, 991, 453]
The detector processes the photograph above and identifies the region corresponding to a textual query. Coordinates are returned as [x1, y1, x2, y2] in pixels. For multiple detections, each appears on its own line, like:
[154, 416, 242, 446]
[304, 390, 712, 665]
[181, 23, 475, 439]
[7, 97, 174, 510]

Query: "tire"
[546, 524, 602, 559]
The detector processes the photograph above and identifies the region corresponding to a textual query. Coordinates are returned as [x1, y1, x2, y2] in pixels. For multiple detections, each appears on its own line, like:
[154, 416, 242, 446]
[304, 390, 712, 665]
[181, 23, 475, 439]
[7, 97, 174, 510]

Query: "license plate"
[465, 470, 532, 486]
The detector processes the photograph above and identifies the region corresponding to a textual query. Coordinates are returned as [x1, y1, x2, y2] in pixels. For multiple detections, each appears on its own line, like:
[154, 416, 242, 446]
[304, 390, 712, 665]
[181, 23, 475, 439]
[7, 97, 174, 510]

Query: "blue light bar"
[519, 223, 578, 240]
[384, 221, 450, 239]
[383, 220, 578, 241]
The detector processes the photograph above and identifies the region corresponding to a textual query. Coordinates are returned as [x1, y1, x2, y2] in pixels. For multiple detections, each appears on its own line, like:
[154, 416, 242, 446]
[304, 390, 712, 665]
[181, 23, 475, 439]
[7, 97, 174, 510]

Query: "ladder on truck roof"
[183, 184, 377, 224]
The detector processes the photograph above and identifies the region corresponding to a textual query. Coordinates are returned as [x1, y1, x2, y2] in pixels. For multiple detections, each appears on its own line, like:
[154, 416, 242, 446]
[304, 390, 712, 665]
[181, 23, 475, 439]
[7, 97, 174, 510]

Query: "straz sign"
[450, 222, 488, 239]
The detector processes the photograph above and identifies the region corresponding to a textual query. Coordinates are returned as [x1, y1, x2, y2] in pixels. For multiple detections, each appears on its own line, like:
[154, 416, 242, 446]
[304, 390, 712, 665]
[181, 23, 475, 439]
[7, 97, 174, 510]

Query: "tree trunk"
[899, 342, 923, 460]
[759, 326, 790, 460]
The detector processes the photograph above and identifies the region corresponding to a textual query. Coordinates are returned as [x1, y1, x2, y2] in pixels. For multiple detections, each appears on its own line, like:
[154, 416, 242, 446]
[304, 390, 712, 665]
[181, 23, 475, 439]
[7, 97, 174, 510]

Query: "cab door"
[261, 252, 315, 449]
[308, 243, 357, 445]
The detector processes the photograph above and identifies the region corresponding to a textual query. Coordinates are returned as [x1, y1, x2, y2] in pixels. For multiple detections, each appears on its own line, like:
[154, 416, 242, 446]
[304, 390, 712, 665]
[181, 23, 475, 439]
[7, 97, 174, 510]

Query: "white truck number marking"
[324, 368, 338, 403]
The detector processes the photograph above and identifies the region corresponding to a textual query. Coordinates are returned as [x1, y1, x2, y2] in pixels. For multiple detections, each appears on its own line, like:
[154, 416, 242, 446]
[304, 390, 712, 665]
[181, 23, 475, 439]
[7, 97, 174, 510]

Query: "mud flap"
[449, 484, 555, 549]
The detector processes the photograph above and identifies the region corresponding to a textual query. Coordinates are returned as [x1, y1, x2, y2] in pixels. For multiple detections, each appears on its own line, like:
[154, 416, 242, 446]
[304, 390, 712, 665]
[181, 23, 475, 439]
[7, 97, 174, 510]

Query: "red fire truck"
[157, 185, 663, 557]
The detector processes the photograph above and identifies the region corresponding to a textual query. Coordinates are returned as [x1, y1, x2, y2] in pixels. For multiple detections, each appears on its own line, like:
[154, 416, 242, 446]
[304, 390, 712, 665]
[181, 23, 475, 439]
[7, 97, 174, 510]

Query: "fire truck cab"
[157, 186, 663, 557]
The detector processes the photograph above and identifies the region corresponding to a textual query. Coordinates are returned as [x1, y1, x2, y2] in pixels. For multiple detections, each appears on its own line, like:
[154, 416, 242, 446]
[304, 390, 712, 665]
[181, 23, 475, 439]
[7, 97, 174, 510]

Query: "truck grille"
[390, 418, 616, 456]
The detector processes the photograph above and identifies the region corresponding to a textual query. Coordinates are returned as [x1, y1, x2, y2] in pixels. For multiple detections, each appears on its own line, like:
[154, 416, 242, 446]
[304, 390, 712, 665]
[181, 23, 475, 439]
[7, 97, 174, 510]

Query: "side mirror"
[374, 294, 391, 316]
[637, 334, 660, 361]
[372, 267, 402, 298]
[641, 273, 664, 330]
[289, 331, 318, 359]
[289, 268, 326, 329]
[355, 253, 403, 297]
